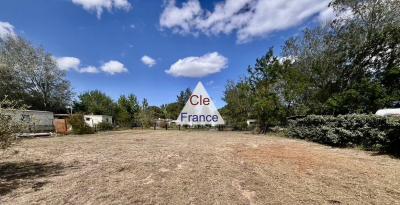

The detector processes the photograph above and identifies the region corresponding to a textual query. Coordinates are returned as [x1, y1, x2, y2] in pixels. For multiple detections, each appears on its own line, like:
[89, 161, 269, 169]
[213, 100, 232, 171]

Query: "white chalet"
[83, 115, 113, 127]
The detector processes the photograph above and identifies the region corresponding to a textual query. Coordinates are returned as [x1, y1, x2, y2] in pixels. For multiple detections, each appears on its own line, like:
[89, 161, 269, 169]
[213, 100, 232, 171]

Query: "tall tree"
[0, 37, 72, 112]
[116, 94, 140, 127]
[138, 98, 152, 128]
[281, 0, 400, 114]
[222, 80, 253, 130]
[247, 49, 287, 131]
[329, 0, 400, 112]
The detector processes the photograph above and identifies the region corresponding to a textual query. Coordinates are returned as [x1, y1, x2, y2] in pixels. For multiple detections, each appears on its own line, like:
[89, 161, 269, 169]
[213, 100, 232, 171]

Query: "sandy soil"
[0, 130, 399, 204]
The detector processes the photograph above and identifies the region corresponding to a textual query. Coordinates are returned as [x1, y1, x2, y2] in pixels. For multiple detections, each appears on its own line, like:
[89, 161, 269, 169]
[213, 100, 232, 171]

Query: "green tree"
[159, 88, 192, 120]
[177, 88, 192, 111]
[161, 103, 180, 120]
[247, 49, 287, 131]
[283, 27, 340, 114]
[148, 106, 165, 119]
[138, 98, 152, 128]
[0, 37, 72, 112]
[332, 0, 400, 112]
[116, 94, 140, 127]
[223, 49, 288, 131]
[76, 90, 115, 116]
[281, 0, 400, 114]
[222, 80, 253, 130]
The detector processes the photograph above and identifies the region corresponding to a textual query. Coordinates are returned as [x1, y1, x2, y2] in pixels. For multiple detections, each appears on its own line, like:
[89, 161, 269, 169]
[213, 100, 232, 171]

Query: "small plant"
[69, 114, 94, 135]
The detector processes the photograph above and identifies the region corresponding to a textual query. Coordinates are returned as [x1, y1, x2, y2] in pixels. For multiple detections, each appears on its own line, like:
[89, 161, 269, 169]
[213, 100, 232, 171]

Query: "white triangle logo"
[177, 82, 225, 126]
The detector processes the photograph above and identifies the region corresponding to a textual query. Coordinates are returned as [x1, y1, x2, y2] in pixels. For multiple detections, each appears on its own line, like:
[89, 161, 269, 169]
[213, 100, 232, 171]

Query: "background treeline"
[0, 34, 192, 129]
[72, 88, 191, 128]
[221, 0, 400, 131]
[1, 0, 399, 132]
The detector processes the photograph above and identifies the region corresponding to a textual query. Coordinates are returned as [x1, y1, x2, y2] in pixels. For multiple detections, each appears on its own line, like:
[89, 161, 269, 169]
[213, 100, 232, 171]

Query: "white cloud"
[56, 57, 126, 74]
[160, 0, 332, 43]
[101, 60, 128, 74]
[72, 0, 132, 18]
[141, 55, 156, 67]
[56, 57, 81, 71]
[317, 6, 353, 25]
[160, 0, 202, 34]
[0, 21, 17, 40]
[166, 52, 227, 78]
[79, 66, 99, 73]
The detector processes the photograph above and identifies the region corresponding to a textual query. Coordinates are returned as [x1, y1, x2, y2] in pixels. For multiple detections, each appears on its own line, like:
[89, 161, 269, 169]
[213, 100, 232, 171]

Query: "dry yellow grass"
[1, 130, 399, 204]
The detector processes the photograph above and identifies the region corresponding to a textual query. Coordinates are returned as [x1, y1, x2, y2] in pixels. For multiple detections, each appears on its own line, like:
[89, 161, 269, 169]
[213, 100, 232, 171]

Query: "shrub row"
[96, 122, 114, 131]
[287, 115, 400, 154]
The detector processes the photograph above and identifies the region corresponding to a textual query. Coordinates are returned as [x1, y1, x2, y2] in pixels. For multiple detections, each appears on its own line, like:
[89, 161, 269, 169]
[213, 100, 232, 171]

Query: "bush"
[69, 114, 94, 135]
[287, 114, 400, 154]
[0, 98, 26, 149]
[96, 122, 113, 131]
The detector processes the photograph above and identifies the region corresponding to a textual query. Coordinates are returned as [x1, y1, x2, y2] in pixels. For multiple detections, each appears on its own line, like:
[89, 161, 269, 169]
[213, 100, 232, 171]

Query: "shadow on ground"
[0, 161, 66, 195]
[370, 151, 400, 159]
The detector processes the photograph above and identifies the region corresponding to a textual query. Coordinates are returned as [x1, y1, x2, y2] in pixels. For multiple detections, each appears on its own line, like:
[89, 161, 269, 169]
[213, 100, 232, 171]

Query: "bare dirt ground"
[0, 130, 399, 205]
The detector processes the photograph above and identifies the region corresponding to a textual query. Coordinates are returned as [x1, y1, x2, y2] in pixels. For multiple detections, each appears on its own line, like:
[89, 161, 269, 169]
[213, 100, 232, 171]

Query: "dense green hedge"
[287, 115, 400, 154]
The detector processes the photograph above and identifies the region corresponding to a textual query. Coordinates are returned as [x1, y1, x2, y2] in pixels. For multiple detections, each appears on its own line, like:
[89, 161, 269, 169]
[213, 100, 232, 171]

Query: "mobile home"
[84, 115, 113, 127]
[2, 109, 54, 132]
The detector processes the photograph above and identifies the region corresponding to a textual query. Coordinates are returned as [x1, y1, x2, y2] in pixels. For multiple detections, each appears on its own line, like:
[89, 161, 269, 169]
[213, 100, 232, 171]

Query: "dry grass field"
[0, 130, 399, 204]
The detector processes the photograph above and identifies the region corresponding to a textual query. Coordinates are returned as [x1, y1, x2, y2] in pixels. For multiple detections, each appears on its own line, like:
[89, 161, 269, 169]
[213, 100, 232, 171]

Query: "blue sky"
[0, 0, 333, 108]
